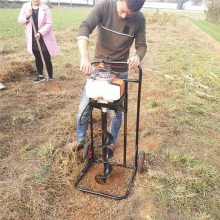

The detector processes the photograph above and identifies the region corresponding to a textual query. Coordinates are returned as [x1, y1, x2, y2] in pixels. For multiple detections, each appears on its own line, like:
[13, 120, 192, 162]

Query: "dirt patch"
[78, 163, 133, 197]
[65, 63, 72, 68]
[0, 61, 35, 82]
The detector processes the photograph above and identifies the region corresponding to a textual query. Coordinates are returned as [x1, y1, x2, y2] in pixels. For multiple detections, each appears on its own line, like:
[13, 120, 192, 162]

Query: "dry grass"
[0, 11, 220, 219]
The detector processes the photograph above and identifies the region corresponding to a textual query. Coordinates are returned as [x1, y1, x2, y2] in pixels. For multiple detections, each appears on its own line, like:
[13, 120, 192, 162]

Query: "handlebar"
[91, 60, 127, 65]
[91, 60, 142, 72]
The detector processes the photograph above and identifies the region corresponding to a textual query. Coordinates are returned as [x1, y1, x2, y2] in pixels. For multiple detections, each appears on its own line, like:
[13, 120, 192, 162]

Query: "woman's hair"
[126, 0, 145, 12]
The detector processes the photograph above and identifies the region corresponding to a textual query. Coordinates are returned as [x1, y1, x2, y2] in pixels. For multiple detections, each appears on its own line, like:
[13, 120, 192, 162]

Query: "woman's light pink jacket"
[18, 1, 59, 56]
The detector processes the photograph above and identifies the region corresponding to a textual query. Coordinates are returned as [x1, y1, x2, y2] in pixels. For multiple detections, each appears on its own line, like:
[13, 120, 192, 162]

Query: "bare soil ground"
[0, 15, 220, 219]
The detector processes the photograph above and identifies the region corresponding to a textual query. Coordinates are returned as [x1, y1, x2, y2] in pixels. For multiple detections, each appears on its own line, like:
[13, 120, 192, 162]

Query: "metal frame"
[75, 61, 142, 200]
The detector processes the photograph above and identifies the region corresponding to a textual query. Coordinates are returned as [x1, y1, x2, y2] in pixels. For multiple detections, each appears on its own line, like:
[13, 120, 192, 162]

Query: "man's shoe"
[32, 75, 45, 83]
[75, 141, 84, 164]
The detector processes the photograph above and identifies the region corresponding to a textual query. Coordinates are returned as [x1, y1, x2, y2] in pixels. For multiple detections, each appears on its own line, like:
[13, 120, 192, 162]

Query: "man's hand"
[35, 33, 41, 40]
[127, 55, 141, 70]
[80, 57, 92, 76]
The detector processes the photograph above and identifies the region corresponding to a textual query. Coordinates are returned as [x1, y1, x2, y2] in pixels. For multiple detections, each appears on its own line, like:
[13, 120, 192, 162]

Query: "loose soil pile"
[0, 61, 35, 82]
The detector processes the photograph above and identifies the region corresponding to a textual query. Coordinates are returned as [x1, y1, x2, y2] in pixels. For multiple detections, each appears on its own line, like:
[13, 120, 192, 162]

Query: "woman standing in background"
[18, 0, 58, 83]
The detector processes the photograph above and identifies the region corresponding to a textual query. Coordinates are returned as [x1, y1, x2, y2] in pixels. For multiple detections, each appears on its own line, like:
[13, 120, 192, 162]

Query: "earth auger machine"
[75, 58, 146, 200]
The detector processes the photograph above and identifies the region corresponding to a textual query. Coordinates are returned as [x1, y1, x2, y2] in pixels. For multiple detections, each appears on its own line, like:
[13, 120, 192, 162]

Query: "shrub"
[206, 0, 220, 24]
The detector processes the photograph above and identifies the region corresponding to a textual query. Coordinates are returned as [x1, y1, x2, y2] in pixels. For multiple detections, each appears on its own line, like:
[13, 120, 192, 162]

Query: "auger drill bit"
[104, 132, 114, 146]
[95, 132, 114, 184]
[102, 146, 113, 161]
[95, 109, 114, 184]
[95, 162, 113, 184]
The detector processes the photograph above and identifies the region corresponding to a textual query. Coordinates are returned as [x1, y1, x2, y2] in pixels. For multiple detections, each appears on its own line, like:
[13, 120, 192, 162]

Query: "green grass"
[147, 17, 220, 218]
[0, 7, 91, 38]
[52, 8, 91, 30]
[142, 8, 205, 19]
[151, 149, 220, 219]
[192, 19, 220, 43]
[0, 8, 23, 38]
[0, 7, 207, 38]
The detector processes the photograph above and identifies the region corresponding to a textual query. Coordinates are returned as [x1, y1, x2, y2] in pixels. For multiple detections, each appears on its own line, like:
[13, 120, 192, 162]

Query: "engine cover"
[86, 78, 124, 102]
